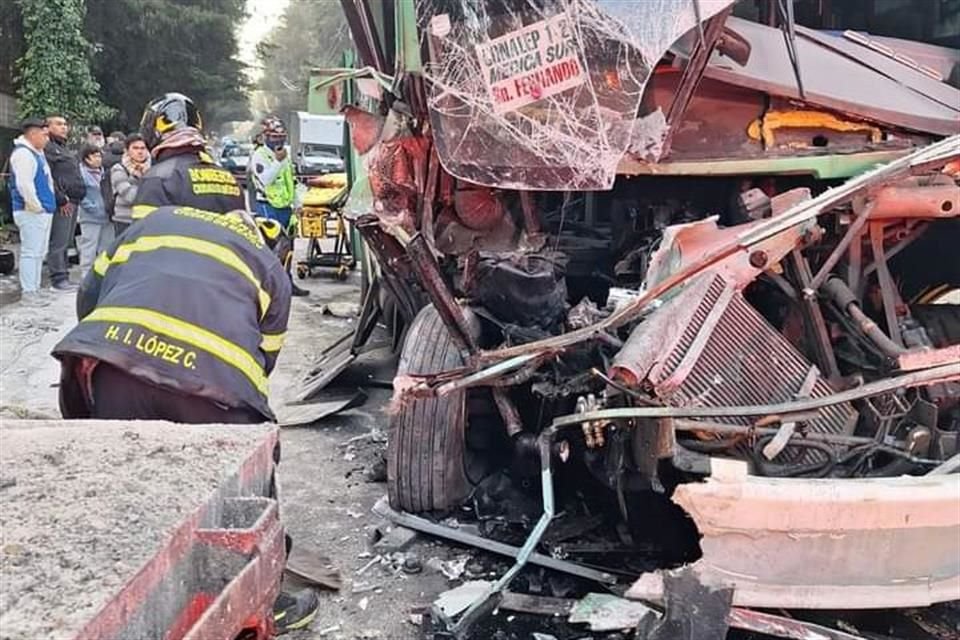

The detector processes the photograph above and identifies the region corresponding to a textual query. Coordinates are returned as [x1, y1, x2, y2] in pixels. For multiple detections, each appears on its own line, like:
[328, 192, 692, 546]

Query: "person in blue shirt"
[8, 118, 57, 306]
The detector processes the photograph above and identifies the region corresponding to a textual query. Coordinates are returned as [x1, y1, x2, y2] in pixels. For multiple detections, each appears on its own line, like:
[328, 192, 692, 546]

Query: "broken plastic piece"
[568, 593, 660, 632]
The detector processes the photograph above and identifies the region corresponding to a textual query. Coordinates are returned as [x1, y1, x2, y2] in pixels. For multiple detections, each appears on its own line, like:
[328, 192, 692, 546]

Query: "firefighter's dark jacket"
[133, 148, 244, 216]
[52, 206, 291, 421]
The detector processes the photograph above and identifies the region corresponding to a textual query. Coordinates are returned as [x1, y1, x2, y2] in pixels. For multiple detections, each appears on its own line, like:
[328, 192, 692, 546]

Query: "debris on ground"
[285, 544, 343, 591]
[320, 301, 361, 318]
[372, 525, 419, 552]
[318, 623, 343, 636]
[277, 389, 367, 427]
[426, 555, 471, 581]
[434, 581, 494, 618]
[568, 594, 661, 632]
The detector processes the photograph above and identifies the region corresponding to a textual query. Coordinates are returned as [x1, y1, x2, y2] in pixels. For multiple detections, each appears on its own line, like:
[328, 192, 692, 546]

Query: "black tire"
[388, 305, 471, 512]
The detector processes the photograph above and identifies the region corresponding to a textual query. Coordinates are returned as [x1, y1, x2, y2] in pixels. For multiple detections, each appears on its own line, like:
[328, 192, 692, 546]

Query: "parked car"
[219, 142, 253, 175]
[298, 143, 344, 176]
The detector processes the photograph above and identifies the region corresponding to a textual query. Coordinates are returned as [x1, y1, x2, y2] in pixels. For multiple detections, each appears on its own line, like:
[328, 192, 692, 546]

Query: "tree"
[84, 0, 249, 132]
[14, 0, 113, 122]
[255, 0, 350, 119]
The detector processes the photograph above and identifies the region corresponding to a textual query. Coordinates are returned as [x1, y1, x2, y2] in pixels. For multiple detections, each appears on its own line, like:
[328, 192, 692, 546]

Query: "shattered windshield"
[416, 0, 737, 190]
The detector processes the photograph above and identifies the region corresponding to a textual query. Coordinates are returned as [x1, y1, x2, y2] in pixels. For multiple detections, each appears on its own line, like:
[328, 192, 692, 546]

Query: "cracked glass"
[415, 0, 737, 190]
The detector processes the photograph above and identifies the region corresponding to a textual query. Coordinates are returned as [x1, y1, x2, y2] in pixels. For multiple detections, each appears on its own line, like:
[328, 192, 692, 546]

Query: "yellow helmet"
[255, 216, 284, 247]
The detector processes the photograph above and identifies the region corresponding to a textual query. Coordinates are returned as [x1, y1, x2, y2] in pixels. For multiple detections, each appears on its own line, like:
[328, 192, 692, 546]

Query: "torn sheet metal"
[277, 390, 367, 427]
[727, 609, 868, 640]
[694, 17, 960, 135]
[435, 581, 494, 618]
[647, 566, 733, 640]
[626, 470, 960, 609]
[416, 0, 737, 190]
[639, 212, 810, 292]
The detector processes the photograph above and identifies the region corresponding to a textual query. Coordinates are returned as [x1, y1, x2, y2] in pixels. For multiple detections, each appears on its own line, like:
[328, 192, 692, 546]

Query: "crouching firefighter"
[50, 205, 320, 633]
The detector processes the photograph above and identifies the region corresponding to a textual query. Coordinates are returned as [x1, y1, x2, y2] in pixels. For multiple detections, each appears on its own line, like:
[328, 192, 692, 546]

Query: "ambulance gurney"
[296, 172, 354, 281]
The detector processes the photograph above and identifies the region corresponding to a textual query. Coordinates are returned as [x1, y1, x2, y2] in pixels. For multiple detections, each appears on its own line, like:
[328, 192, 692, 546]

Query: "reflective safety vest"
[52, 205, 292, 420]
[252, 145, 295, 209]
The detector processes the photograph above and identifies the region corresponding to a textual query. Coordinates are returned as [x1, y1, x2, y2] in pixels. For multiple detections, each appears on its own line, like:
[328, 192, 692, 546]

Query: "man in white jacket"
[8, 118, 57, 305]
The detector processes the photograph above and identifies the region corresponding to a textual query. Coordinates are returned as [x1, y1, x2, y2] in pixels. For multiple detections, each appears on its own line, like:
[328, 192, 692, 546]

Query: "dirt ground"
[0, 420, 273, 640]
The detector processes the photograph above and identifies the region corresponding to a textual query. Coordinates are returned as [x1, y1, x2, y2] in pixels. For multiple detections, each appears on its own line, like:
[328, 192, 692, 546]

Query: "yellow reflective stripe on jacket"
[132, 204, 158, 219]
[260, 332, 285, 352]
[93, 234, 271, 318]
[93, 251, 110, 276]
[84, 306, 269, 394]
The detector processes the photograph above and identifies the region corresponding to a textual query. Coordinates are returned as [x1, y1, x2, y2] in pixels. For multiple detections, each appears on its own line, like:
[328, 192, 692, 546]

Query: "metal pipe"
[435, 353, 541, 395]
[868, 183, 960, 219]
[790, 250, 840, 378]
[493, 389, 523, 437]
[672, 418, 893, 447]
[808, 208, 870, 292]
[847, 303, 906, 358]
[863, 223, 927, 278]
[452, 428, 561, 634]
[550, 363, 960, 427]
[822, 276, 905, 358]
[870, 222, 905, 346]
[406, 233, 479, 356]
[928, 453, 960, 476]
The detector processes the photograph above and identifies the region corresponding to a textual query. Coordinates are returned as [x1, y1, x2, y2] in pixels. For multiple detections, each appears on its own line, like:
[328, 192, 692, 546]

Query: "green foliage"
[256, 0, 350, 118]
[14, 0, 114, 123]
[85, 0, 249, 132]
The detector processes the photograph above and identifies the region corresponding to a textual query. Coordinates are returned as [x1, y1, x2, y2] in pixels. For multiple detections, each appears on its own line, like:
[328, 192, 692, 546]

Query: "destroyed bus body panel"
[327, 0, 960, 625]
[627, 462, 960, 610]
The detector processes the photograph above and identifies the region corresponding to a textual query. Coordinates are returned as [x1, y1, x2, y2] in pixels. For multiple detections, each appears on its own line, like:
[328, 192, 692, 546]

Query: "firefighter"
[132, 93, 244, 218]
[51, 205, 319, 633]
[250, 116, 309, 297]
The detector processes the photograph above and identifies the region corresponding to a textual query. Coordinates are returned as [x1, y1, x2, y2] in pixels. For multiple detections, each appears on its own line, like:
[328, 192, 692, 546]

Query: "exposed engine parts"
[575, 393, 607, 449]
[380, 137, 960, 491]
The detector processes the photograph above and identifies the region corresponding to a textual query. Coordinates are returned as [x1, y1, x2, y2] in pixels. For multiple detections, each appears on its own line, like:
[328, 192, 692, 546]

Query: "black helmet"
[139, 93, 202, 149]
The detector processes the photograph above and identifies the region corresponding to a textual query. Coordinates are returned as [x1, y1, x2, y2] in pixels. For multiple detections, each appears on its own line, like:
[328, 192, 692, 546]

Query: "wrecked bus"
[311, 0, 960, 628]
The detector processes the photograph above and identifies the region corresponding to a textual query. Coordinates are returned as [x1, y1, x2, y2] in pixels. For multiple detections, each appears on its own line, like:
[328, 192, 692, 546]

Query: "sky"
[237, 0, 292, 75]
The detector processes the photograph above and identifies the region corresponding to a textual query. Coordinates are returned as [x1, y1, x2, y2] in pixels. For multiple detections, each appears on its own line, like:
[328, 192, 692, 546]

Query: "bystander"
[102, 131, 125, 169]
[77, 144, 114, 278]
[44, 114, 84, 292]
[86, 125, 105, 149]
[110, 134, 151, 235]
[8, 118, 56, 306]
